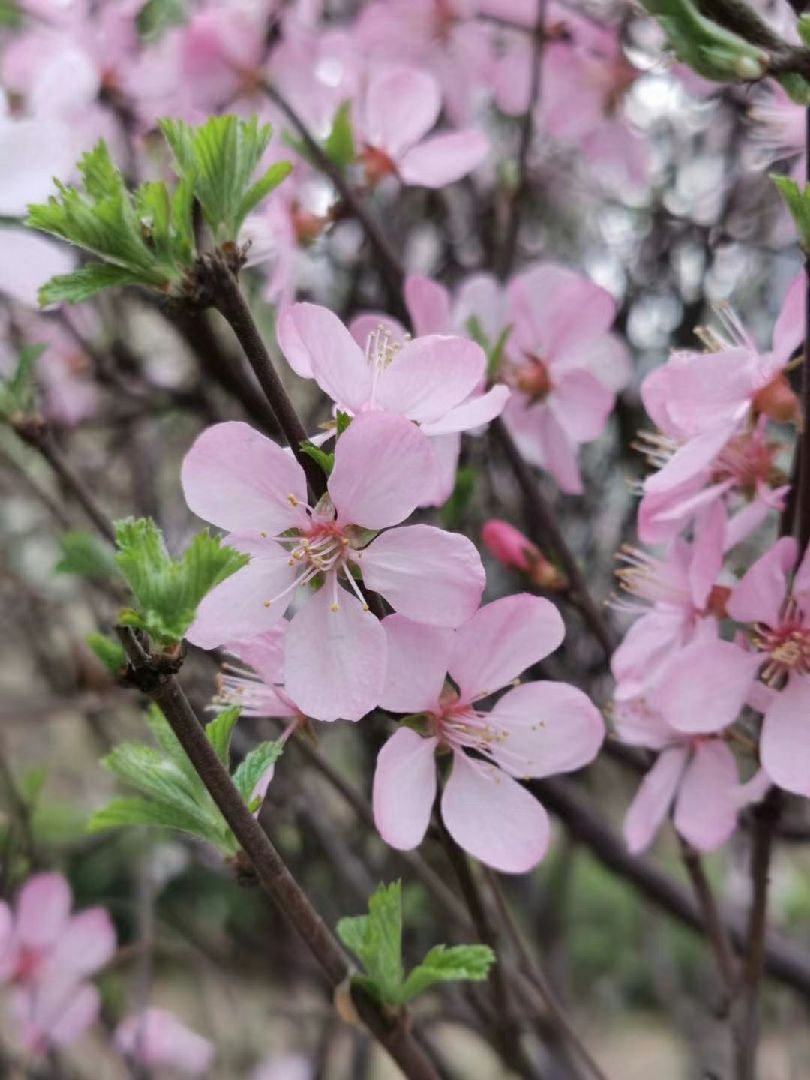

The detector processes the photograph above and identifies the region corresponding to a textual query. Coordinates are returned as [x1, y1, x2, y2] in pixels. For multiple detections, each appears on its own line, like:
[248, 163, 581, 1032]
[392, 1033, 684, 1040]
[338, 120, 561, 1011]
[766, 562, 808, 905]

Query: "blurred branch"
[678, 839, 737, 993]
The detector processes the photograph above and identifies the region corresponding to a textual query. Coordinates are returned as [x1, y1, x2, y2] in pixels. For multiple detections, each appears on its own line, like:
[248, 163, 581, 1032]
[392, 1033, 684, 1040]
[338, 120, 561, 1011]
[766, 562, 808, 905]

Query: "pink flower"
[182, 412, 485, 721]
[725, 536, 810, 796]
[115, 1008, 214, 1076]
[0, 872, 116, 1055]
[616, 695, 765, 854]
[279, 301, 509, 505]
[501, 262, 629, 494]
[372, 595, 604, 873]
[354, 62, 488, 188]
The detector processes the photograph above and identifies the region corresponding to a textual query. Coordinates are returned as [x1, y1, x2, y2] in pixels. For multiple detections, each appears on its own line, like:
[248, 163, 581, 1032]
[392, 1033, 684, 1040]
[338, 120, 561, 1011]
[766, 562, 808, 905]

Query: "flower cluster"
[612, 272, 806, 853]
[185, 310, 605, 872]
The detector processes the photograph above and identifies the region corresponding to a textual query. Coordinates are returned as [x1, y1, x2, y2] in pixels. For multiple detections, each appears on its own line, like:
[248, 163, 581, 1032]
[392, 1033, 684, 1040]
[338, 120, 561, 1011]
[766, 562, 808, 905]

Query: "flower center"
[515, 356, 551, 401]
[754, 610, 810, 684]
[361, 145, 397, 185]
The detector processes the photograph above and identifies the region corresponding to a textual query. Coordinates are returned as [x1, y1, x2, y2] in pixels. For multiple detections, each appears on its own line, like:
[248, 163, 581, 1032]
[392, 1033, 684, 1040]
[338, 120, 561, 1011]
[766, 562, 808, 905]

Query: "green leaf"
[160, 116, 291, 242]
[137, 0, 186, 41]
[0, 0, 22, 28]
[400, 945, 495, 1003]
[39, 265, 148, 306]
[232, 740, 284, 802]
[86, 632, 127, 675]
[88, 796, 224, 840]
[299, 441, 334, 476]
[114, 518, 249, 646]
[0, 343, 44, 418]
[55, 531, 117, 580]
[337, 881, 404, 1005]
[335, 411, 352, 436]
[638, 0, 767, 82]
[323, 101, 356, 167]
[205, 706, 241, 768]
[772, 176, 810, 252]
[144, 705, 204, 798]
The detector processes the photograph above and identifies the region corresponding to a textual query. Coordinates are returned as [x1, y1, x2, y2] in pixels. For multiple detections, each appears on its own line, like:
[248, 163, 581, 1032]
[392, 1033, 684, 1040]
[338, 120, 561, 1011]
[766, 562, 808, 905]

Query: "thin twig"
[678, 839, 737, 993]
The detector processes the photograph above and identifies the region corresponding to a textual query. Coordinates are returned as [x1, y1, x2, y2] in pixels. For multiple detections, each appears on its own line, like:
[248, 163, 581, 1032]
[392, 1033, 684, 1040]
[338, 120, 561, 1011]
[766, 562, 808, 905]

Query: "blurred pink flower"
[0, 872, 116, 1055]
[115, 1007, 214, 1076]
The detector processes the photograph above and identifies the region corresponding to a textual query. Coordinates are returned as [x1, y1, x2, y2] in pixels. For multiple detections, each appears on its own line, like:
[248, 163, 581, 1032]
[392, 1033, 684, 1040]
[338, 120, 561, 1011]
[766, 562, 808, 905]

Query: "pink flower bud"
[482, 520, 538, 572]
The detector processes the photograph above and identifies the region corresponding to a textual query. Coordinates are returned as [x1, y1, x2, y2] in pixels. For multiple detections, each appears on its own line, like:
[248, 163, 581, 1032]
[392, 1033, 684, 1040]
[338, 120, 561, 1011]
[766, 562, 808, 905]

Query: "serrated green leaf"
[400, 945, 495, 1002]
[114, 518, 249, 646]
[232, 740, 284, 802]
[39, 265, 148, 306]
[772, 175, 810, 252]
[337, 882, 404, 1005]
[335, 411, 352, 436]
[144, 705, 204, 798]
[237, 161, 293, 227]
[0, 343, 44, 417]
[205, 706, 241, 768]
[86, 632, 127, 674]
[87, 796, 224, 841]
[55, 531, 117, 580]
[299, 441, 334, 476]
[323, 101, 355, 167]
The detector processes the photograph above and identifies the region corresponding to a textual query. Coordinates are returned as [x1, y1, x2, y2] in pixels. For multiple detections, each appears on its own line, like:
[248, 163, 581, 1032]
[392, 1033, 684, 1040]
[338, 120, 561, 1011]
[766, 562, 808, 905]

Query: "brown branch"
[678, 839, 737, 993]
[118, 633, 440, 1080]
[199, 254, 327, 499]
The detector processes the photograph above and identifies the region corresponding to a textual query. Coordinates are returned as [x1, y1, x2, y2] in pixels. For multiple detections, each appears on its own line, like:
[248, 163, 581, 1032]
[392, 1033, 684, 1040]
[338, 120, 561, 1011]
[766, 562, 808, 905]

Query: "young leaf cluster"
[160, 116, 292, 244]
[89, 705, 283, 852]
[26, 116, 292, 305]
[336, 881, 495, 1006]
[114, 517, 249, 647]
[638, 0, 767, 82]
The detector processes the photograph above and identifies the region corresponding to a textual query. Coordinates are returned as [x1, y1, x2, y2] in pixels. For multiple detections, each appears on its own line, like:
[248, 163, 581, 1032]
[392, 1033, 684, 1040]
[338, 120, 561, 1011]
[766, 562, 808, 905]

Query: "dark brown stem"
[202, 254, 326, 498]
[733, 787, 783, 1078]
[497, 7, 546, 280]
[491, 418, 615, 656]
[678, 840, 737, 993]
[262, 81, 407, 312]
[14, 425, 115, 543]
[118, 634, 439, 1080]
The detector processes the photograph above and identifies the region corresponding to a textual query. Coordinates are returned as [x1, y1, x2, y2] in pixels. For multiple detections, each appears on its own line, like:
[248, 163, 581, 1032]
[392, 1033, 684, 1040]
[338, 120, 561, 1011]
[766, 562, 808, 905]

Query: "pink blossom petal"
[349, 313, 407, 349]
[0, 117, 74, 213]
[276, 305, 313, 378]
[488, 682, 604, 778]
[420, 432, 461, 506]
[284, 581, 386, 722]
[727, 536, 797, 628]
[181, 422, 307, 535]
[374, 335, 486, 423]
[47, 909, 116, 979]
[653, 639, 760, 735]
[441, 752, 549, 873]
[379, 615, 453, 713]
[674, 741, 740, 851]
[115, 1008, 214, 1075]
[286, 303, 372, 411]
[508, 263, 616, 362]
[404, 275, 451, 335]
[688, 501, 726, 610]
[186, 542, 297, 649]
[420, 385, 511, 437]
[362, 64, 441, 158]
[46, 982, 100, 1048]
[399, 129, 489, 187]
[548, 370, 614, 443]
[449, 594, 565, 701]
[643, 424, 737, 495]
[16, 873, 71, 950]
[623, 746, 688, 854]
[373, 728, 438, 850]
[226, 628, 286, 685]
[329, 412, 437, 529]
[358, 524, 484, 627]
[771, 271, 805, 366]
[0, 229, 75, 308]
[761, 678, 810, 796]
